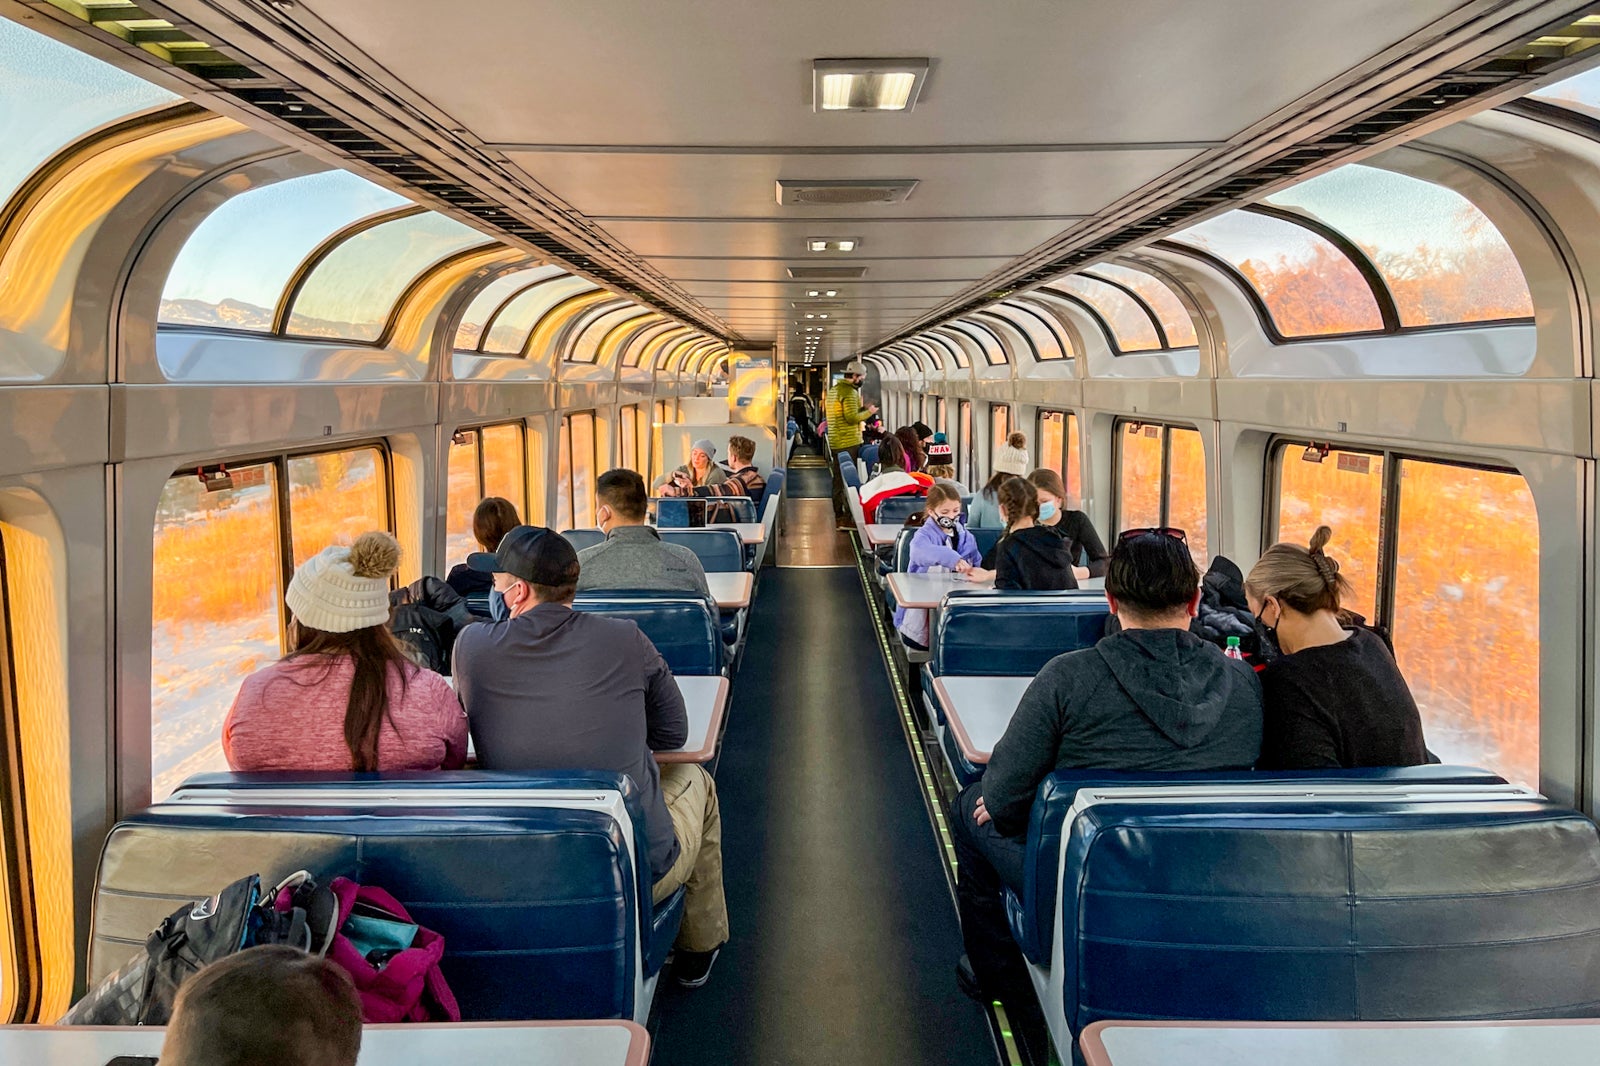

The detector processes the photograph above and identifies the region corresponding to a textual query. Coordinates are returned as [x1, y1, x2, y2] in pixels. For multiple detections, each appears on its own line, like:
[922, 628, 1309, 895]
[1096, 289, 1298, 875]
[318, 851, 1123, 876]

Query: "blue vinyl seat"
[923, 591, 1111, 784]
[653, 496, 757, 526]
[1024, 781, 1600, 1055]
[759, 469, 785, 518]
[840, 457, 861, 490]
[658, 528, 745, 573]
[970, 526, 1003, 556]
[560, 528, 604, 551]
[876, 495, 928, 525]
[572, 590, 724, 675]
[859, 442, 880, 470]
[86, 771, 681, 1024]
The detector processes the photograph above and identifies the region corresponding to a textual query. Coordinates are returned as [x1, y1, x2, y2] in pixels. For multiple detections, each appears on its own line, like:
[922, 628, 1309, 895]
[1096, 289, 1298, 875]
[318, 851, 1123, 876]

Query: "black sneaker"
[673, 947, 720, 988]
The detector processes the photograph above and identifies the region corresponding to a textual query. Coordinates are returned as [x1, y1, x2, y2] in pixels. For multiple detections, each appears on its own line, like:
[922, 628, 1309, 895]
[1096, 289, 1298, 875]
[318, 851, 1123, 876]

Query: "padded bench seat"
[1021, 777, 1600, 1058]
[86, 771, 681, 1024]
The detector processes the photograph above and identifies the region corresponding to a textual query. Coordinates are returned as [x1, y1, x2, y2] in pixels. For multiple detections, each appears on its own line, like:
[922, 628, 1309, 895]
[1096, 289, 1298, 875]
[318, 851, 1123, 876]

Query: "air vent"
[777, 180, 917, 206]
[787, 266, 869, 279]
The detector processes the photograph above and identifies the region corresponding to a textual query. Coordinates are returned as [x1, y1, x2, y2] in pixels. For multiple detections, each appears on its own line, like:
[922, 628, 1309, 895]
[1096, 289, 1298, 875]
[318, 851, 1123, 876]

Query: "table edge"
[931, 675, 991, 765]
[712, 571, 754, 609]
[655, 675, 730, 764]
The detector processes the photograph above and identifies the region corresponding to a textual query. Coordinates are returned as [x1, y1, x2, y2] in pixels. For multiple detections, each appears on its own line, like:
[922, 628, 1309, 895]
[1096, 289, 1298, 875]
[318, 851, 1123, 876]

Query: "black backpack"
[389, 576, 473, 675]
[61, 871, 337, 1026]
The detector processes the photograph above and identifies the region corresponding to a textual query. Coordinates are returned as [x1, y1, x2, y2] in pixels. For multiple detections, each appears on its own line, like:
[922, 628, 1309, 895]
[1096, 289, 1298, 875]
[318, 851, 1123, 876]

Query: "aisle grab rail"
[87, 771, 682, 1024]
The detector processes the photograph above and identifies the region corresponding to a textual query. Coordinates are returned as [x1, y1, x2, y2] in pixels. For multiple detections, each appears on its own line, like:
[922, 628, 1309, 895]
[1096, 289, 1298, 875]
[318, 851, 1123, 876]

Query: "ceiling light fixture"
[813, 58, 930, 112]
[806, 237, 861, 253]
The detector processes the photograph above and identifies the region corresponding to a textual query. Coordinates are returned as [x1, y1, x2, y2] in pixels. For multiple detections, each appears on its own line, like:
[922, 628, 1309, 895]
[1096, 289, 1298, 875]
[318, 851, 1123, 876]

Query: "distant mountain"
[160, 297, 273, 330]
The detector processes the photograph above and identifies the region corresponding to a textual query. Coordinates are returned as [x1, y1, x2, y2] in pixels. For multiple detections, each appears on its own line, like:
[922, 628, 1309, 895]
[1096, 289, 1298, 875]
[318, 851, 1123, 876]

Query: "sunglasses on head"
[1116, 526, 1188, 546]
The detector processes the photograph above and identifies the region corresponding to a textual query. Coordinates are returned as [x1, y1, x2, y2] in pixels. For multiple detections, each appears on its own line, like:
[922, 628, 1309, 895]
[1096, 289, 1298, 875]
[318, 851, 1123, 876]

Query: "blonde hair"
[927, 463, 956, 480]
[1245, 525, 1351, 615]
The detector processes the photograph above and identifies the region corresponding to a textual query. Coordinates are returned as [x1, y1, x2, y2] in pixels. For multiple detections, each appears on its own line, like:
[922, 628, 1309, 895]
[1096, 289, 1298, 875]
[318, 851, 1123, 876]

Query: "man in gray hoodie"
[951, 530, 1262, 1042]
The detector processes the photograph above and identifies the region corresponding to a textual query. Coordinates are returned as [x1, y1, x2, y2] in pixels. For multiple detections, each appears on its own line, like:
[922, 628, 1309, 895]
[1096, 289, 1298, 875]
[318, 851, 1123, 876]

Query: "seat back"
[970, 526, 1004, 556]
[87, 771, 671, 1023]
[876, 495, 928, 525]
[931, 591, 1110, 676]
[894, 527, 916, 572]
[561, 528, 605, 551]
[759, 469, 786, 516]
[658, 529, 745, 573]
[1051, 788, 1600, 1037]
[860, 443, 879, 470]
[571, 591, 722, 675]
[1008, 765, 1511, 967]
[654, 496, 756, 526]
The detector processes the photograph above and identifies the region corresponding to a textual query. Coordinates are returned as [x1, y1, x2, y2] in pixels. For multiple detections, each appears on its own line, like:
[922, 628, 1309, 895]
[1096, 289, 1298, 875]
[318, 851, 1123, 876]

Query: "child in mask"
[893, 483, 982, 650]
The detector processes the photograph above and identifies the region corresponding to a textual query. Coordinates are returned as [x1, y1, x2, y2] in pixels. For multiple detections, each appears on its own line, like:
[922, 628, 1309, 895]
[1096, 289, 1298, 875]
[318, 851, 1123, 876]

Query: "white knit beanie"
[285, 531, 400, 634]
[993, 445, 1030, 477]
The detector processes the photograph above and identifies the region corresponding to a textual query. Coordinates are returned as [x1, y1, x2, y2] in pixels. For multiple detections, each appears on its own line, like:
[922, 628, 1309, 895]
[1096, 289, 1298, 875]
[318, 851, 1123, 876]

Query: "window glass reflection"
[1054, 276, 1162, 352]
[453, 266, 564, 350]
[485, 276, 595, 355]
[287, 212, 490, 342]
[151, 463, 280, 798]
[1275, 444, 1385, 616]
[287, 449, 388, 568]
[481, 423, 526, 513]
[163, 171, 407, 331]
[0, 17, 176, 213]
[1267, 165, 1532, 326]
[1166, 428, 1208, 567]
[1085, 264, 1199, 347]
[1171, 211, 1384, 337]
[445, 432, 480, 570]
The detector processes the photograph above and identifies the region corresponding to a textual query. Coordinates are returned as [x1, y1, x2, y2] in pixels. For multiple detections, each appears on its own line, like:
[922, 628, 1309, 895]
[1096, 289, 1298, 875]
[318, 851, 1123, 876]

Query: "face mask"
[489, 587, 508, 622]
[1038, 501, 1059, 522]
[1253, 601, 1276, 637]
[934, 514, 958, 530]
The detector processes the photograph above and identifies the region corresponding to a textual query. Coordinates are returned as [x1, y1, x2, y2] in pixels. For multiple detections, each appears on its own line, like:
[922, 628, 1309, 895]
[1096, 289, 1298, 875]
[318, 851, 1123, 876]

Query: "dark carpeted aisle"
[651, 568, 995, 1065]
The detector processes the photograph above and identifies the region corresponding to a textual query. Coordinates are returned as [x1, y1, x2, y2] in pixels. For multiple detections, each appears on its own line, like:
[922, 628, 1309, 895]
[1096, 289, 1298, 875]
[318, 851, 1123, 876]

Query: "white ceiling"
[288, 0, 1477, 359]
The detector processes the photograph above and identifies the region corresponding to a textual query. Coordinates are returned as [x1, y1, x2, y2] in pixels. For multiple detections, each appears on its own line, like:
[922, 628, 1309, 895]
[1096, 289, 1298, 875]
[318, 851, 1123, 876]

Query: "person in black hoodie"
[967, 477, 1077, 590]
[950, 529, 1262, 1052]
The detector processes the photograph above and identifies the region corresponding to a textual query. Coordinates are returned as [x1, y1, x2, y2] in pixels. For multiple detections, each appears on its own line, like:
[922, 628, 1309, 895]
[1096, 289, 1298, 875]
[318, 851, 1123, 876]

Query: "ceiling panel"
[504, 150, 1201, 218]
[594, 218, 1067, 259]
[653, 257, 1008, 283]
[297, 0, 1469, 146]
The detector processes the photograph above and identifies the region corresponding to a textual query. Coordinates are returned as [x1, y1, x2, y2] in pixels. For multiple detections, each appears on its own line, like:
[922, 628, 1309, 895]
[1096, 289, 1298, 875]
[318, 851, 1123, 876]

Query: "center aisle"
[652, 567, 996, 1065]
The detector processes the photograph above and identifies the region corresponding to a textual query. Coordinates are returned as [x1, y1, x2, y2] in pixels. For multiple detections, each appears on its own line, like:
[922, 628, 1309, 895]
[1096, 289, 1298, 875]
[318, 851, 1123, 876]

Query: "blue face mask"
[1039, 501, 1059, 523]
[488, 587, 508, 622]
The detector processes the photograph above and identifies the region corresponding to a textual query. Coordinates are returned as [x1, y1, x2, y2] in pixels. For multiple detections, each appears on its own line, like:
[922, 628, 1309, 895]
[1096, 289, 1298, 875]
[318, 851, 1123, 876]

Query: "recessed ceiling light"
[806, 237, 861, 253]
[807, 290, 821, 297]
[825, 290, 838, 297]
[805, 313, 815, 319]
[813, 58, 930, 112]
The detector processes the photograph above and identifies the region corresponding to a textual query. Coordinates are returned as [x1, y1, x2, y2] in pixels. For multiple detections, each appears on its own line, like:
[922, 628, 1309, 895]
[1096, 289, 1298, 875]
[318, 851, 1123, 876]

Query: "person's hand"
[974, 795, 992, 826]
[963, 567, 993, 582]
[954, 559, 972, 573]
[867, 403, 880, 414]
[659, 483, 681, 497]
[1073, 565, 1090, 580]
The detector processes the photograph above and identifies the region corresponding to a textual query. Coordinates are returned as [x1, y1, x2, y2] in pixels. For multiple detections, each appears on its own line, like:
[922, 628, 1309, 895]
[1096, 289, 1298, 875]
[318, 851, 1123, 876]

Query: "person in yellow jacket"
[826, 360, 878, 522]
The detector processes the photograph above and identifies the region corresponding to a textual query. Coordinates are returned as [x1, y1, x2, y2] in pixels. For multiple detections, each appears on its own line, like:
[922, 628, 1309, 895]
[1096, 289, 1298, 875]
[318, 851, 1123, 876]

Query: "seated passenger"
[857, 460, 934, 522]
[912, 420, 935, 455]
[161, 945, 362, 1066]
[951, 530, 1262, 1030]
[967, 438, 1029, 527]
[445, 496, 520, 608]
[653, 438, 727, 493]
[224, 532, 467, 773]
[968, 477, 1076, 590]
[1026, 468, 1109, 580]
[578, 468, 716, 614]
[895, 426, 927, 472]
[1246, 525, 1427, 769]
[894, 484, 982, 650]
[452, 526, 728, 986]
[668, 434, 766, 502]
[871, 432, 909, 478]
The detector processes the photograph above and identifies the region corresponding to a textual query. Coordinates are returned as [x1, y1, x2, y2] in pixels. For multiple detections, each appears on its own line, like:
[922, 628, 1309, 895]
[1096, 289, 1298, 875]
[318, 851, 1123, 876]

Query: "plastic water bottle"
[1224, 636, 1244, 661]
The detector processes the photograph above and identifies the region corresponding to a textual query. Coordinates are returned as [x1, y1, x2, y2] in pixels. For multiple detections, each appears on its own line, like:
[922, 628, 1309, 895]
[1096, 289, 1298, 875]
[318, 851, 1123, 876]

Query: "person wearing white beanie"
[993, 431, 1031, 478]
[652, 438, 728, 493]
[223, 531, 467, 776]
[970, 432, 1033, 528]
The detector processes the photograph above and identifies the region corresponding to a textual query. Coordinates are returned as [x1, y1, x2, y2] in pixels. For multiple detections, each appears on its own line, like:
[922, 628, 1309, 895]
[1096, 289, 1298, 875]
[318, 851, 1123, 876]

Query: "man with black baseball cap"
[452, 525, 729, 987]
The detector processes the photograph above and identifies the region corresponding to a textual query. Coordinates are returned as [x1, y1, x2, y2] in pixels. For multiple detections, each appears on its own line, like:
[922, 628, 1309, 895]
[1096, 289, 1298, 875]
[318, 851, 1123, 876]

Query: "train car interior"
[6, 1, 1600, 1064]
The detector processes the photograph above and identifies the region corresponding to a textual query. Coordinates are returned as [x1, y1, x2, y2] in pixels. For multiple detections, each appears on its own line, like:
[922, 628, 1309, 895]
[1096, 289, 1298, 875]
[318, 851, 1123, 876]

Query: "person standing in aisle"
[827, 360, 878, 526]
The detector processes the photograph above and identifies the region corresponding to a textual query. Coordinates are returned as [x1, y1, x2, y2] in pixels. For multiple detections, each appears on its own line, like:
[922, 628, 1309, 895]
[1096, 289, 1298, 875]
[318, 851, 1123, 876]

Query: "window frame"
[1113, 418, 1205, 542]
[559, 411, 600, 530]
[0, 531, 39, 1023]
[449, 421, 530, 532]
[990, 403, 1013, 470]
[1037, 408, 1079, 489]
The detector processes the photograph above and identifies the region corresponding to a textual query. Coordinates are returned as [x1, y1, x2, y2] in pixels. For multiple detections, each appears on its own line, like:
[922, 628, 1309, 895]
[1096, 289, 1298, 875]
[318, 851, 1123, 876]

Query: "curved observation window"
[453, 265, 565, 350]
[1267, 164, 1532, 326]
[287, 212, 492, 342]
[1085, 263, 1198, 347]
[1169, 211, 1384, 338]
[0, 17, 177, 213]
[1529, 63, 1600, 121]
[162, 170, 408, 332]
[1051, 275, 1162, 352]
[485, 276, 596, 355]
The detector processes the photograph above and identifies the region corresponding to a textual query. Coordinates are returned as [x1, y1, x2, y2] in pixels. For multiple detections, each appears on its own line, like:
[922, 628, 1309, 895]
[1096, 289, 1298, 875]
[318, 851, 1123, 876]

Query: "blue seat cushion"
[1006, 764, 1512, 967]
[932, 592, 1110, 676]
[572, 591, 722, 675]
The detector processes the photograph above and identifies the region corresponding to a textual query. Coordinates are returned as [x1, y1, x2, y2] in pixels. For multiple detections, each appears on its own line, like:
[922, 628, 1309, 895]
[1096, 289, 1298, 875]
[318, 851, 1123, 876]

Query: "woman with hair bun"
[224, 531, 467, 773]
[1245, 526, 1427, 770]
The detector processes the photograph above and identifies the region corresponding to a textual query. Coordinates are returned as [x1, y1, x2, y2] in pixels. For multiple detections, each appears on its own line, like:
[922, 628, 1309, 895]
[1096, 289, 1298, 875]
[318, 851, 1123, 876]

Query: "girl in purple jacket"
[894, 483, 983, 649]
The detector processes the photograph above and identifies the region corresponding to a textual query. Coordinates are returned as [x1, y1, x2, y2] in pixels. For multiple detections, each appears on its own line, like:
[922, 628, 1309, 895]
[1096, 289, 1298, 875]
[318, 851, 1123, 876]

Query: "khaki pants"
[651, 763, 728, 953]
